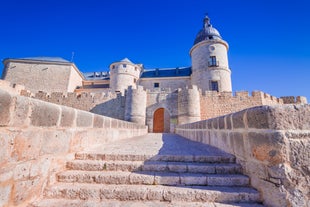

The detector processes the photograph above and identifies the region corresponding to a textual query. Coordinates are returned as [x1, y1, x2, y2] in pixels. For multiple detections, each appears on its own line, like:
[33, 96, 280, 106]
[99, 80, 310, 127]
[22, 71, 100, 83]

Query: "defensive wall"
[199, 90, 305, 120]
[0, 79, 307, 131]
[0, 88, 147, 207]
[176, 105, 310, 207]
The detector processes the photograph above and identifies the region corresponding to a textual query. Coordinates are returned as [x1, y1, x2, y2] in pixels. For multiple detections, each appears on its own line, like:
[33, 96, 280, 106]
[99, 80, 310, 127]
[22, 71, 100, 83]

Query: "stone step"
[66, 160, 242, 174]
[75, 153, 236, 163]
[30, 198, 265, 207]
[57, 171, 249, 186]
[44, 183, 261, 203]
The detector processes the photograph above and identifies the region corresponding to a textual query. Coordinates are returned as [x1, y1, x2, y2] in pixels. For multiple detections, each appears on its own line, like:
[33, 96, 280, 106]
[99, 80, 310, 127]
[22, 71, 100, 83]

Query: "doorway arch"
[153, 108, 170, 133]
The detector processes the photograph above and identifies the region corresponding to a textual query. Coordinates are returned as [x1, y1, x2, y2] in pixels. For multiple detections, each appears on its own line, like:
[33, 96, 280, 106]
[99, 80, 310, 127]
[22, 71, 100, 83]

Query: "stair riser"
[45, 187, 260, 203]
[66, 161, 143, 172]
[75, 153, 235, 163]
[67, 161, 242, 174]
[57, 173, 249, 186]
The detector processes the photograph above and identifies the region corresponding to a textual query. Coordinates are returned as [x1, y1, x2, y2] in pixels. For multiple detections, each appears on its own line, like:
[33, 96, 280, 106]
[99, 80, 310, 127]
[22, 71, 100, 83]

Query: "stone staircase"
[30, 134, 264, 207]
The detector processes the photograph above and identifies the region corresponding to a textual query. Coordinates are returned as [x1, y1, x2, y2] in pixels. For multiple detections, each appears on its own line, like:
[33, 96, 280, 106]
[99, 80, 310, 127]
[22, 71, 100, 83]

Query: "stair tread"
[58, 170, 248, 177]
[75, 153, 235, 163]
[47, 182, 259, 191]
[68, 159, 242, 166]
[45, 183, 261, 203]
[31, 198, 265, 207]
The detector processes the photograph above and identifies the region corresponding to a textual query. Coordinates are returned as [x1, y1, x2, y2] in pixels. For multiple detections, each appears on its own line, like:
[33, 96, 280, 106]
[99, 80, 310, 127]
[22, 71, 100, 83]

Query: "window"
[112, 65, 115, 69]
[154, 83, 159, 88]
[209, 56, 218, 67]
[211, 81, 219, 92]
[123, 64, 127, 68]
[134, 78, 137, 83]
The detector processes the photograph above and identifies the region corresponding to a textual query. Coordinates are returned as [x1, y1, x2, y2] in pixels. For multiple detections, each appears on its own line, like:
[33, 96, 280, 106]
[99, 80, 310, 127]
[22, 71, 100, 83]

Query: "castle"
[1, 15, 307, 133]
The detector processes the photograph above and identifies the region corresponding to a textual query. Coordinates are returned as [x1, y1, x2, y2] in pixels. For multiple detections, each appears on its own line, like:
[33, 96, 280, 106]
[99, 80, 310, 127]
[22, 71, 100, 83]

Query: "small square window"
[211, 81, 219, 92]
[154, 83, 159, 88]
[123, 64, 127, 68]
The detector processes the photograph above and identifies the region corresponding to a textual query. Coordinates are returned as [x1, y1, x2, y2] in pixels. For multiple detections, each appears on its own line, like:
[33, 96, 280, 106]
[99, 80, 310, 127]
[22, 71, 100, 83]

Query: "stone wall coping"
[177, 104, 310, 131]
[0, 88, 146, 130]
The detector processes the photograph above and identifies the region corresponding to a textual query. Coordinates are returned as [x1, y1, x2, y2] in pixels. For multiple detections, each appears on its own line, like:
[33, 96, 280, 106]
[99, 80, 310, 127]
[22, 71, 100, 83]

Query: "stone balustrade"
[176, 104, 310, 207]
[0, 88, 147, 207]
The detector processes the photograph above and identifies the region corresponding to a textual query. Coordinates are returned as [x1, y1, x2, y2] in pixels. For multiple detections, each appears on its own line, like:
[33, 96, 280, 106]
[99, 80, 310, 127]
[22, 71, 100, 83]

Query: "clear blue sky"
[0, 0, 309, 100]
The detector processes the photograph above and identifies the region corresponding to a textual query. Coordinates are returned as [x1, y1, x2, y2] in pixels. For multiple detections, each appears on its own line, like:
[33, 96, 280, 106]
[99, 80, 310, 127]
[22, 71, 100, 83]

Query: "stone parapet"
[0, 88, 147, 207]
[176, 104, 310, 207]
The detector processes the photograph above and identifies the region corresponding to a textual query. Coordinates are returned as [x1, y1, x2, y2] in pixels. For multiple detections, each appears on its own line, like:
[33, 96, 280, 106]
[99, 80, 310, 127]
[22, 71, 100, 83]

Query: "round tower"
[109, 58, 143, 94]
[125, 85, 147, 125]
[177, 86, 201, 125]
[190, 15, 232, 92]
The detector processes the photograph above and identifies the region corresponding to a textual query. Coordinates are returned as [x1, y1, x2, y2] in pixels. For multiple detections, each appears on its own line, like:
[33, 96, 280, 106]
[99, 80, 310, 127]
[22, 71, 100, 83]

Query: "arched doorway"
[153, 108, 170, 133]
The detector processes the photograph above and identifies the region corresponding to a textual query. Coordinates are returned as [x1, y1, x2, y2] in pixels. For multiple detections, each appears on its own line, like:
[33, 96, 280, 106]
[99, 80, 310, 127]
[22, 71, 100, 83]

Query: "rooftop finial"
[203, 12, 211, 27]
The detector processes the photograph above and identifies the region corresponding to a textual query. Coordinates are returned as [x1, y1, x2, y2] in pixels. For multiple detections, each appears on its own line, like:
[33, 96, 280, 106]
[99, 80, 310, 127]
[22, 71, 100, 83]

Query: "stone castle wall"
[145, 88, 179, 132]
[2, 61, 83, 93]
[0, 88, 147, 206]
[139, 77, 191, 91]
[1, 79, 307, 130]
[199, 90, 306, 120]
[20, 88, 126, 120]
[176, 105, 310, 207]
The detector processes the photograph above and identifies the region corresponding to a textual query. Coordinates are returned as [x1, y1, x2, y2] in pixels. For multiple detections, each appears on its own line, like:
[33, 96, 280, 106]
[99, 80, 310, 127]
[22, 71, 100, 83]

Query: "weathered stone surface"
[0, 185, 12, 207]
[248, 132, 284, 165]
[13, 178, 40, 205]
[11, 96, 31, 127]
[76, 110, 93, 127]
[269, 105, 310, 130]
[246, 106, 269, 129]
[93, 115, 103, 128]
[30, 100, 61, 127]
[41, 131, 71, 155]
[232, 110, 245, 129]
[60, 106, 76, 127]
[0, 89, 12, 126]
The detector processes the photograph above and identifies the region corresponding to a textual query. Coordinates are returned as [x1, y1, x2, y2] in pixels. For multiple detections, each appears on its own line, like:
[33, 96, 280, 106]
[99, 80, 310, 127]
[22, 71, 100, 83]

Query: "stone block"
[60, 107, 76, 127]
[246, 106, 269, 129]
[40, 131, 71, 155]
[103, 117, 111, 128]
[76, 110, 93, 127]
[248, 132, 285, 165]
[218, 116, 225, 129]
[0, 89, 12, 126]
[11, 96, 31, 127]
[0, 185, 12, 207]
[226, 114, 232, 130]
[232, 110, 245, 129]
[180, 173, 207, 185]
[0, 132, 15, 165]
[129, 172, 154, 185]
[269, 105, 310, 130]
[154, 173, 180, 185]
[30, 100, 61, 127]
[212, 118, 219, 129]
[13, 178, 40, 205]
[231, 132, 245, 158]
[93, 115, 103, 128]
[12, 130, 42, 161]
[13, 161, 31, 180]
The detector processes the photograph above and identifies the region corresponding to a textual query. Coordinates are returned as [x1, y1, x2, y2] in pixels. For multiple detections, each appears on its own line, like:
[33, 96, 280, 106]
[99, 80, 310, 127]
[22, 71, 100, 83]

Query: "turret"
[125, 85, 147, 125]
[178, 86, 201, 124]
[190, 15, 232, 92]
[109, 58, 143, 94]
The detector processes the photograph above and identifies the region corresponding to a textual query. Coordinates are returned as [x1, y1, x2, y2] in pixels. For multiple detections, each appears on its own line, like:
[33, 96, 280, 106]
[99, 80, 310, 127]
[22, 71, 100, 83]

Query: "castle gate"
[153, 108, 170, 133]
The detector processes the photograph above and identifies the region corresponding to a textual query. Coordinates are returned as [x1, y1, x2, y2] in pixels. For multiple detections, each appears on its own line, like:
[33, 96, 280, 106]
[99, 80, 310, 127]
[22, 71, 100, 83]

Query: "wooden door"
[153, 108, 164, 133]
